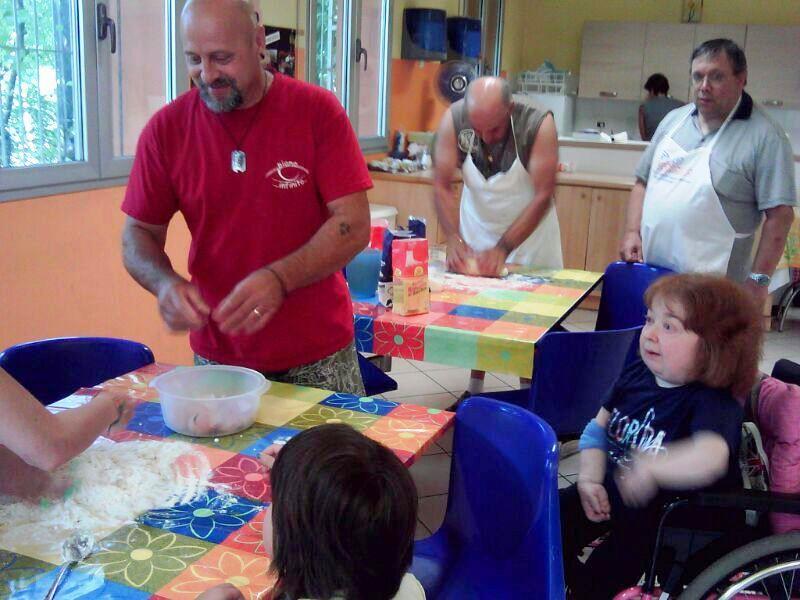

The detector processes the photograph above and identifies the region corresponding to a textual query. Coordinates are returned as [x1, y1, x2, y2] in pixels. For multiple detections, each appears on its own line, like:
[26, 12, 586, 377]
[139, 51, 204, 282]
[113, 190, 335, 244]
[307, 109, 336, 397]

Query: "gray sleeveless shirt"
[449, 99, 549, 179]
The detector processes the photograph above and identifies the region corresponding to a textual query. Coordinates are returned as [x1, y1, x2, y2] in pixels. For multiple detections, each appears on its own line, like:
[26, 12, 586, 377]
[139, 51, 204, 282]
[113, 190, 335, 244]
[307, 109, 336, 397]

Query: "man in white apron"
[433, 76, 562, 396]
[620, 39, 795, 306]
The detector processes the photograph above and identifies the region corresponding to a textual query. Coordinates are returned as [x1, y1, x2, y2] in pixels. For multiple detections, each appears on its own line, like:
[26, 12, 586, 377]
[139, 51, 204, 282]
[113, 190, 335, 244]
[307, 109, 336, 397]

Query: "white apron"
[641, 97, 752, 275]
[459, 117, 563, 268]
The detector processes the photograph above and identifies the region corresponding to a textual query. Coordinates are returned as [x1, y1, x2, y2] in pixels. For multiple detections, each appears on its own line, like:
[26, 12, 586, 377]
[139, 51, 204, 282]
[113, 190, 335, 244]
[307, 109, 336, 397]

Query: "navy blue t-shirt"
[602, 358, 743, 508]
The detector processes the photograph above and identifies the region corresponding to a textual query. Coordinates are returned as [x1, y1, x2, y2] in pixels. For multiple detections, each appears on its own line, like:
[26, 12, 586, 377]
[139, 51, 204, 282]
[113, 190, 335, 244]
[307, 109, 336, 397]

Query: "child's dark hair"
[644, 273, 763, 397]
[269, 424, 418, 600]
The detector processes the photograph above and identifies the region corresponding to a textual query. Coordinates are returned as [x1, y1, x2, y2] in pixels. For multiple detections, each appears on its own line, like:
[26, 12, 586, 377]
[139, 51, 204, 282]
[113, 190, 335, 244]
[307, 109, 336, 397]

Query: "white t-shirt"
[298, 573, 426, 600]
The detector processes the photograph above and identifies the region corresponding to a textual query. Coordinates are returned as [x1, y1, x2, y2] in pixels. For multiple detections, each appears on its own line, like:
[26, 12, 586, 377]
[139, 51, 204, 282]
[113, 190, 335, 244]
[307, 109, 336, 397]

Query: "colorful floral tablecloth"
[0, 363, 453, 599]
[354, 268, 603, 378]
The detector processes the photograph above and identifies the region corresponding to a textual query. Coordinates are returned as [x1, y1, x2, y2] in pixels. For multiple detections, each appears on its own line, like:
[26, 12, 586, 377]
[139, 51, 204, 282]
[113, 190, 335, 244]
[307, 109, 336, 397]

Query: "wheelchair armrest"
[689, 489, 800, 515]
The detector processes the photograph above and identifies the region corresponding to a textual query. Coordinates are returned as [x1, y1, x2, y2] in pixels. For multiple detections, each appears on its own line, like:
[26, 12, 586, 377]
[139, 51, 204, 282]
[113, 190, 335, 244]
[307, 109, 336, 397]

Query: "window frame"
[304, 0, 393, 154]
[0, 0, 187, 203]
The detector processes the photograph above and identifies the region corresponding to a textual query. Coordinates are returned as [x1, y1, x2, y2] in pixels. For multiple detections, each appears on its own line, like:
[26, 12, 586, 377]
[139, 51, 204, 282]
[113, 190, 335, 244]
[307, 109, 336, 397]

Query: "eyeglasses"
[691, 71, 729, 86]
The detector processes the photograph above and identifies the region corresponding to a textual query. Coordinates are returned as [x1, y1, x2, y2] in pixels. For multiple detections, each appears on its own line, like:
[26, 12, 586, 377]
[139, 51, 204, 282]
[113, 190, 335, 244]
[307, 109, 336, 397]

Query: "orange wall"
[389, 59, 451, 137]
[0, 188, 195, 366]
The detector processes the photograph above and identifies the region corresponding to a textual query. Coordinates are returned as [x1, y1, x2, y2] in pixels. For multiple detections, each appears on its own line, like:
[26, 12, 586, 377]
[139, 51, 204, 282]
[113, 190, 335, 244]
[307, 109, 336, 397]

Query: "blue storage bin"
[402, 8, 447, 61]
[447, 17, 481, 62]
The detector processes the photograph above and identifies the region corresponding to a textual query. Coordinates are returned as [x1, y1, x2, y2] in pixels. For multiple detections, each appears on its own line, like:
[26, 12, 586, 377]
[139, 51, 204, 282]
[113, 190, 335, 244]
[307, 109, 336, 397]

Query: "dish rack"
[516, 70, 577, 95]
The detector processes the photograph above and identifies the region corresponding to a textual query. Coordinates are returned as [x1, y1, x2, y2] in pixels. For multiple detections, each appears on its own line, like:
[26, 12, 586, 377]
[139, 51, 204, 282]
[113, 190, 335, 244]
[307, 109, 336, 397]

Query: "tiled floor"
[392, 307, 800, 540]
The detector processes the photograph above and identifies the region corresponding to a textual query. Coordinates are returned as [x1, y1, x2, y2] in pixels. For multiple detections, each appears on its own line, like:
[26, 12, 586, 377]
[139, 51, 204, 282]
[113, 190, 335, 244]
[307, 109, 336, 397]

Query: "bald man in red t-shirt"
[122, 0, 371, 394]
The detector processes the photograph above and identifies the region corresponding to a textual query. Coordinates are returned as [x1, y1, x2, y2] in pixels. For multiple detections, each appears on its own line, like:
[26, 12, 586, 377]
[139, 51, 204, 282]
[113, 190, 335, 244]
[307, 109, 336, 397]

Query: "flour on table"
[0, 439, 213, 562]
[429, 270, 550, 293]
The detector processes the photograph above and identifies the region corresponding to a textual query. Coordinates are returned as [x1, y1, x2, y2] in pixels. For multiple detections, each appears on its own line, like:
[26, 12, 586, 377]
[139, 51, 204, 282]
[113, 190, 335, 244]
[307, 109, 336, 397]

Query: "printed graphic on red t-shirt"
[123, 74, 373, 371]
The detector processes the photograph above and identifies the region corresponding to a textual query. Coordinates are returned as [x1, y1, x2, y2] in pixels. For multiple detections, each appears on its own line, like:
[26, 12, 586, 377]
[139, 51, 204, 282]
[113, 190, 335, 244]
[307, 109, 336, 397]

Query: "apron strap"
[508, 113, 521, 161]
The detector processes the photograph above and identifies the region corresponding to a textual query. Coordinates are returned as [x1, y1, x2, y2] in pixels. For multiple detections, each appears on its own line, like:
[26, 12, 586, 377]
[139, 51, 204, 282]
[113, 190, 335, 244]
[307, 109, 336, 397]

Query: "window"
[305, 0, 392, 152]
[0, 0, 184, 202]
[461, 0, 504, 76]
[1, 0, 84, 169]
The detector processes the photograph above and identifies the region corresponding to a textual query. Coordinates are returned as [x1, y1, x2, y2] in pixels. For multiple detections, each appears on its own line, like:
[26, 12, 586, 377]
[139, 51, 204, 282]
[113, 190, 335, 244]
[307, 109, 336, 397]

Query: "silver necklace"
[216, 75, 269, 173]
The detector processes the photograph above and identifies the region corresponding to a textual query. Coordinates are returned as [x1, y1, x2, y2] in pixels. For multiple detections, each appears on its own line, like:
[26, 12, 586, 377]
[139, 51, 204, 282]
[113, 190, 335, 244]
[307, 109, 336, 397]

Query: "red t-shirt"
[122, 74, 373, 371]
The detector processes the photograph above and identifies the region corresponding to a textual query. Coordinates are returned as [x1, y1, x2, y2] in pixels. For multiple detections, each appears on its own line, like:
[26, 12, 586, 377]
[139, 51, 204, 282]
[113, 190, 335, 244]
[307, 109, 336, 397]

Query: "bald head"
[181, 0, 266, 112]
[181, 0, 258, 34]
[464, 77, 512, 145]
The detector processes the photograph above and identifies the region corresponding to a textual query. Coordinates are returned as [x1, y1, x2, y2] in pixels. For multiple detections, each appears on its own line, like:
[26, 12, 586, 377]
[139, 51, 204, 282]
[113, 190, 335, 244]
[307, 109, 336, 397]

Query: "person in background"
[197, 424, 424, 600]
[638, 73, 683, 141]
[560, 274, 762, 599]
[433, 76, 562, 397]
[121, 0, 371, 395]
[0, 367, 135, 500]
[620, 39, 796, 307]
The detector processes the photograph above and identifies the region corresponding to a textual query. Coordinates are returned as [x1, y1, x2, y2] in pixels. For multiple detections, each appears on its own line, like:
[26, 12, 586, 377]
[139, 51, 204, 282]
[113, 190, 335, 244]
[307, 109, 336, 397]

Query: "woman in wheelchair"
[560, 274, 763, 599]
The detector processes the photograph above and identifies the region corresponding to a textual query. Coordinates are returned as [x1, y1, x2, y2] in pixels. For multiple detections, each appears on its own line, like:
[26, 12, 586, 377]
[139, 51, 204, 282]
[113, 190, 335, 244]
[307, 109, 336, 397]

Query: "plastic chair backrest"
[529, 326, 642, 437]
[417, 396, 563, 598]
[357, 353, 398, 396]
[596, 261, 673, 331]
[0, 337, 155, 405]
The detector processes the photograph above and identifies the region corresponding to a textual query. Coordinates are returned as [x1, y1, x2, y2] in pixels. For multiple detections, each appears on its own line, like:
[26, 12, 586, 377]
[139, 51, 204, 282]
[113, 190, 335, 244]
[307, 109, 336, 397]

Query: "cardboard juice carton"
[391, 238, 430, 316]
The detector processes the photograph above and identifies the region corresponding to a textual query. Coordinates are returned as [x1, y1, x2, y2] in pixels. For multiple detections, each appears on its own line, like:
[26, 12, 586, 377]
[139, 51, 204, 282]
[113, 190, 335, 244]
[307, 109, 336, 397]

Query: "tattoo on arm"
[339, 222, 351, 236]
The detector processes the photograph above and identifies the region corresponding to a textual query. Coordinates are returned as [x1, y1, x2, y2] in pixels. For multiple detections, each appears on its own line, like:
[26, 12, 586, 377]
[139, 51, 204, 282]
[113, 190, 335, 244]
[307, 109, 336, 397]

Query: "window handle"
[355, 38, 368, 72]
[97, 3, 117, 54]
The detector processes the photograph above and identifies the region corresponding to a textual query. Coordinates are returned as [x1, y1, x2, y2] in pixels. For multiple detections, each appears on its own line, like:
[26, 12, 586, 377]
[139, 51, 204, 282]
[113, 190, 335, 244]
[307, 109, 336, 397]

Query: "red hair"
[644, 274, 763, 397]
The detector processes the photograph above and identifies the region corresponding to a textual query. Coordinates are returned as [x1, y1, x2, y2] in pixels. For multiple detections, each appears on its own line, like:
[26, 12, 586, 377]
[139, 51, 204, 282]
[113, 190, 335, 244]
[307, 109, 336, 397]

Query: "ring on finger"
[253, 307, 263, 318]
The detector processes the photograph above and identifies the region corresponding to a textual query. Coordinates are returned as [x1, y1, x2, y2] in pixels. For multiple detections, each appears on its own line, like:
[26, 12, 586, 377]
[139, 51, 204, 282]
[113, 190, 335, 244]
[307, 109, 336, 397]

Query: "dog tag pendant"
[231, 150, 246, 173]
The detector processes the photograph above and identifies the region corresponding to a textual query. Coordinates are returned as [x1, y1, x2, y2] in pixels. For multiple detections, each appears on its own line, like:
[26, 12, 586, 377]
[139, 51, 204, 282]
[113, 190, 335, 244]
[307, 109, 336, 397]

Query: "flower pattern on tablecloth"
[220, 509, 267, 557]
[389, 404, 454, 428]
[140, 491, 262, 544]
[286, 406, 379, 432]
[169, 425, 274, 454]
[320, 393, 399, 416]
[85, 526, 210, 592]
[0, 550, 49, 597]
[127, 401, 172, 437]
[364, 417, 439, 453]
[164, 546, 274, 599]
[211, 456, 271, 503]
[99, 371, 160, 401]
[354, 314, 374, 353]
[373, 321, 425, 360]
[239, 427, 300, 458]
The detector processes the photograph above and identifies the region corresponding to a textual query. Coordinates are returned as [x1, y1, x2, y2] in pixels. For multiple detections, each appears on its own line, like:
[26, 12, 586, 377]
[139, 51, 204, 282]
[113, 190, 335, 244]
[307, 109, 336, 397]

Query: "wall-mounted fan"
[436, 60, 478, 104]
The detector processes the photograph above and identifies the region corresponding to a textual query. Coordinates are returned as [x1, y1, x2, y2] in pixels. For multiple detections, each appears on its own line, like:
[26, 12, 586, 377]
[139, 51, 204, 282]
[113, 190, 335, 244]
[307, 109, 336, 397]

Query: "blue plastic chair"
[595, 261, 673, 331]
[0, 337, 155, 405]
[481, 326, 641, 437]
[358, 353, 398, 396]
[411, 396, 563, 599]
[343, 266, 399, 396]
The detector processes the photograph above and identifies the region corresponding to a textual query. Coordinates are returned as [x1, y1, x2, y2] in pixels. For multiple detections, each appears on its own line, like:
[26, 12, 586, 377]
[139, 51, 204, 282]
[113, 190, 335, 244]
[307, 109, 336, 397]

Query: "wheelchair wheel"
[680, 532, 800, 599]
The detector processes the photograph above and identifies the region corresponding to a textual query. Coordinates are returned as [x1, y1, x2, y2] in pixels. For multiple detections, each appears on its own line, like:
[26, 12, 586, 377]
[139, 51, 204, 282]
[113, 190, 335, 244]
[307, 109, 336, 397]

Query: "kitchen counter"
[369, 168, 635, 190]
[368, 169, 461, 184]
[558, 136, 649, 151]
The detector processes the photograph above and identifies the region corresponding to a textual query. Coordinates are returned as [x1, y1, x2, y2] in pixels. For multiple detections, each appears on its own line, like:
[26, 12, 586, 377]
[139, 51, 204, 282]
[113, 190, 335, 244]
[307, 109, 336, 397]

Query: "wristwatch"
[748, 272, 771, 287]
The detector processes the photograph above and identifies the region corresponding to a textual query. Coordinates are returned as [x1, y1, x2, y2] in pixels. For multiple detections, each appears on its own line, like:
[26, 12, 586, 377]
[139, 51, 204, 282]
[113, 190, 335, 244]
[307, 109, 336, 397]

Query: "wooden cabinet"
[693, 24, 746, 48]
[585, 188, 629, 272]
[578, 22, 646, 100]
[366, 173, 461, 244]
[554, 184, 629, 272]
[744, 26, 800, 108]
[642, 23, 696, 102]
[579, 21, 800, 108]
[554, 185, 592, 269]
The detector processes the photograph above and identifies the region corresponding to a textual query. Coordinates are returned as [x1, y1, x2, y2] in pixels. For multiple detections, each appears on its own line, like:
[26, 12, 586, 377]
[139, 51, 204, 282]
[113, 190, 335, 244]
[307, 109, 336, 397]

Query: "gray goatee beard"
[198, 77, 244, 113]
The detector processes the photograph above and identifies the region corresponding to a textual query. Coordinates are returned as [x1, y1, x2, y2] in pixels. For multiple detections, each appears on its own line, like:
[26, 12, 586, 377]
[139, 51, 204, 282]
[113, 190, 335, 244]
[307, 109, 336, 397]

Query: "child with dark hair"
[560, 273, 763, 599]
[199, 423, 424, 600]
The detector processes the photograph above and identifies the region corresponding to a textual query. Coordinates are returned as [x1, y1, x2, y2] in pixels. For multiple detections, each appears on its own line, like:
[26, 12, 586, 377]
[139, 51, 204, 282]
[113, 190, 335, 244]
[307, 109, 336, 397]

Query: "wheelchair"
[612, 359, 800, 600]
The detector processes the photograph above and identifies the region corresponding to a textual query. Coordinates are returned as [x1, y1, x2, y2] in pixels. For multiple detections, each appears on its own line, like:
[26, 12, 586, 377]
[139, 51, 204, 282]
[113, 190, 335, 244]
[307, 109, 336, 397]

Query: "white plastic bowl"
[151, 365, 269, 437]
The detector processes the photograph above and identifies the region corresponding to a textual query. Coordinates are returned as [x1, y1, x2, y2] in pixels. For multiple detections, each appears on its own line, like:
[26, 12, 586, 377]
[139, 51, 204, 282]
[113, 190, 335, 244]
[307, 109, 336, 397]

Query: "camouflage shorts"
[194, 340, 366, 396]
